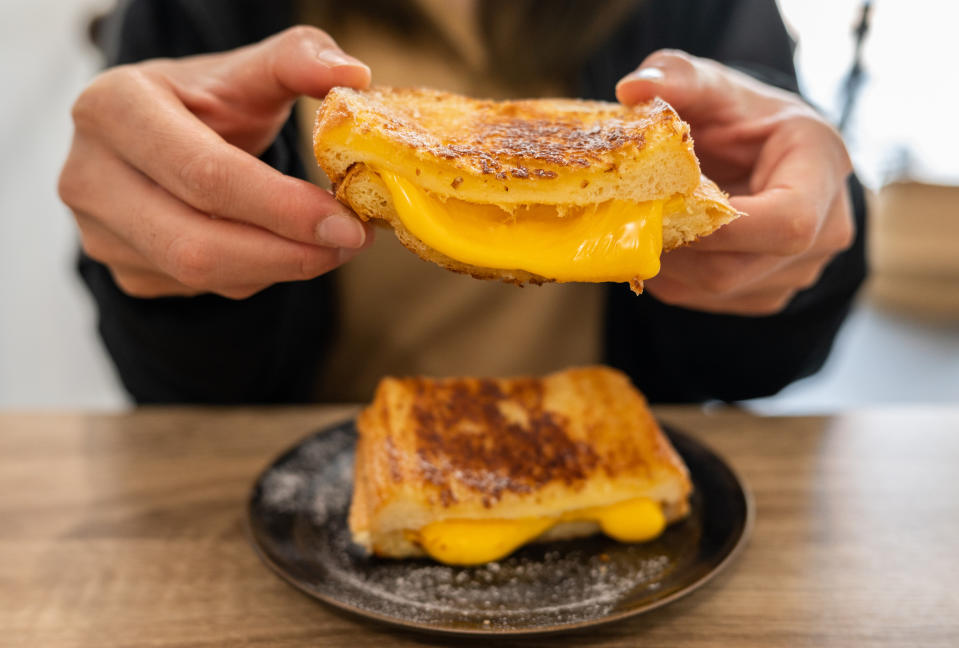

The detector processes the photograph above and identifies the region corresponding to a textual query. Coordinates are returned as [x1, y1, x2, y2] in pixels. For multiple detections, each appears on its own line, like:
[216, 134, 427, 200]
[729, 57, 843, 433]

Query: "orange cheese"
[377, 170, 664, 282]
[416, 497, 666, 565]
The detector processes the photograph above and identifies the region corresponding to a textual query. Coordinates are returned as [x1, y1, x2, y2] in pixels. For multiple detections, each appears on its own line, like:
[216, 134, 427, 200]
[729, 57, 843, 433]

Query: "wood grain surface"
[2, 406, 958, 647]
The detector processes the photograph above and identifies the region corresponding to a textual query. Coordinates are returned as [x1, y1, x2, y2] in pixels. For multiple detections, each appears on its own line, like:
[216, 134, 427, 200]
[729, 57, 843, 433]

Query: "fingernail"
[317, 48, 369, 72]
[316, 213, 366, 248]
[624, 66, 665, 84]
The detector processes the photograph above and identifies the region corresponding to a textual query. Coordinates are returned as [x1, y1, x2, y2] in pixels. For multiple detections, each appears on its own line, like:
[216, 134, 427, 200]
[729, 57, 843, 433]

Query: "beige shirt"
[297, 3, 604, 402]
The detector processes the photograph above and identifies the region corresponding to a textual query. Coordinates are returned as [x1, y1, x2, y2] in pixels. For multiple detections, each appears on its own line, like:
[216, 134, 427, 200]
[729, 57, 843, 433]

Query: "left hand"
[616, 50, 855, 315]
[59, 26, 374, 300]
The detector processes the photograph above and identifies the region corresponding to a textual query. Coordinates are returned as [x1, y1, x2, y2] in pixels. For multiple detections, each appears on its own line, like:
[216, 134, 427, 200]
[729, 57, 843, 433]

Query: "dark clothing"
[80, 0, 867, 404]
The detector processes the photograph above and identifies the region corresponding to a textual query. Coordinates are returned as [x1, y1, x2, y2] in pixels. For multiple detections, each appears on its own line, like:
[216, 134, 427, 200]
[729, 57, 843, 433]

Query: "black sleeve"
[77, 0, 337, 404]
[585, 0, 868, 402]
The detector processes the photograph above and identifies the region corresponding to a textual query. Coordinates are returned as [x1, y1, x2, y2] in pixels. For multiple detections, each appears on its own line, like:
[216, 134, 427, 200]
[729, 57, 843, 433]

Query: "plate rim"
[246, 419, 755, 637]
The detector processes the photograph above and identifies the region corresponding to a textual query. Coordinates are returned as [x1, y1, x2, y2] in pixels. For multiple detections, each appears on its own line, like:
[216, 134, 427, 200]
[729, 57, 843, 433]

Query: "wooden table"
[2, 407, 958, 647]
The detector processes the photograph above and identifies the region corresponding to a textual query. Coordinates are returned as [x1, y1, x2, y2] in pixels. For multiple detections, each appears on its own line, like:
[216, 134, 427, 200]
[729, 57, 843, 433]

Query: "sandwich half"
[314, 86, 741, 292]
[349, 366, 693, 565]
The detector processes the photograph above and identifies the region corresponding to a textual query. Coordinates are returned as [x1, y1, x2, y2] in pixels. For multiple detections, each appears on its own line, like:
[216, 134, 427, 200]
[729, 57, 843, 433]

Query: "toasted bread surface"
[350, 366, 693, 557]
[314, 86, 700, 206]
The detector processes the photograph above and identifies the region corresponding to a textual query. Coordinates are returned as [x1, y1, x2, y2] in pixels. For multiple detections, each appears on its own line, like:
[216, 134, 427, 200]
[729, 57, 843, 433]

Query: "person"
[58, 0, 866, 404]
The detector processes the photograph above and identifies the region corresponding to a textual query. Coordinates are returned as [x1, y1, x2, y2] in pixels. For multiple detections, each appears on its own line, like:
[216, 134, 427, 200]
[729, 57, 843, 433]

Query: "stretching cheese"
[417, 497, 666, 565]
[377, 170, 665, 282]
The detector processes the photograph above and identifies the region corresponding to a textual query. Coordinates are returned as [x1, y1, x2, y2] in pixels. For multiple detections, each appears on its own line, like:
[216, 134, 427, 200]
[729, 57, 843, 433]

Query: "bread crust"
[350, 366, 693, 558]
[314, 86, 700, 206]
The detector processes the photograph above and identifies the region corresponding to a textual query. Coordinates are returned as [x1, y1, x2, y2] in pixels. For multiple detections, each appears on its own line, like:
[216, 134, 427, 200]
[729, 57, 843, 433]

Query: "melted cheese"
[418, 518, 556, 566]
[376, 170, 664, 282]
[578, 497, 666, 543]
[416, 497, 666, 565]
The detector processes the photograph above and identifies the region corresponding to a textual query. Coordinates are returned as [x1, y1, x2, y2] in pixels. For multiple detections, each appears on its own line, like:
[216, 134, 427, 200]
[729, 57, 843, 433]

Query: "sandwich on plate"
[349, 366, 693, 565]
[313, 86, 740, 293]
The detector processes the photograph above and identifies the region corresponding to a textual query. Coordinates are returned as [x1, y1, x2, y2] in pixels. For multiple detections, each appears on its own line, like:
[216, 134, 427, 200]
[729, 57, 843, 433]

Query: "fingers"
[236, 25, 370, 102]
[617, 50, 720, 114]
[656, 249, 788, 295]
[73, 212, 204, 297]
[112, 269, 271, 300]
[616, 49, 797, 127]
[650, 190, 854, 315]
[647, 255, 824, 315]
[75, 211, 221, 298]
[692, 118, 852, 256]
[107, 263, 268, 300]
[615, 49, 756, 123]
[614, 49, 857, 316]
[60, 25, 376, 300]
[816, 188, 856, 255]
[165, 25, 371, 111]
[655, 249, 832, 296]
[162, 137, 369, 249]
[111, 268, 203, 299]
[646, 274, 798, 316]
[154, 26, 368, 154]
[72, 74, 369, 249]
[60, 136, 371, 297]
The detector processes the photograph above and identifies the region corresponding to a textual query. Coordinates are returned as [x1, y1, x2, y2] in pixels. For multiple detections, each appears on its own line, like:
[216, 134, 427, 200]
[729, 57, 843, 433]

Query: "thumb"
[179, 26, 371, 111]
[615, 49, 730, 122]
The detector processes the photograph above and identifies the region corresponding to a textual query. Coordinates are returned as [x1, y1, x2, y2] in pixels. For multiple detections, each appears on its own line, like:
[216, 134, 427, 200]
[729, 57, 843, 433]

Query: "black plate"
[247, 419, 752, 636]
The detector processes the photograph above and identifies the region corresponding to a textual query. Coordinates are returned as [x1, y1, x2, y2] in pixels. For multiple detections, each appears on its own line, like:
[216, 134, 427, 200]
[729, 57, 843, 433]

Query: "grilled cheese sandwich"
[349, 366, 692, 565]
[314, 86, 741, 292]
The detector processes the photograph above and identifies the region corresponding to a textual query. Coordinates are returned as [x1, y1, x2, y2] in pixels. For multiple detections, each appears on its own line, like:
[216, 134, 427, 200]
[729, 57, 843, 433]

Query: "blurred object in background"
[837, 0, 871, 135]
[782, 0, 959, 323]
[868, 178, 959, 321]
[838, 0, 959, 324]
[749, 0, 959, 413]
[0, 0, 124, 408]
[785, 0, 959, 187]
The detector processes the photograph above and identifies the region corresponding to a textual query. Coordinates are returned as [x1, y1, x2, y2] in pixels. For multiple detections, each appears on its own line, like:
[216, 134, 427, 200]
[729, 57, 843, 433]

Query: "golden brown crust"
[404, 376, 600, 507]
[315, 86, 683, 181]
[314, 86, 701, 207]
[349, 366, 694, 556]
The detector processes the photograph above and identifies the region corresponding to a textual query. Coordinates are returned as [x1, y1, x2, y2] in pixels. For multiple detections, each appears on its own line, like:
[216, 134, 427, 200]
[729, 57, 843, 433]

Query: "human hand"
[59, 26, 374, 299]
[616, 50, 855, 315]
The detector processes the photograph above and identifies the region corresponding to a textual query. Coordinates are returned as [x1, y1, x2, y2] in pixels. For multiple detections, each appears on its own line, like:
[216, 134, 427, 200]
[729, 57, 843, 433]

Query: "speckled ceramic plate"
[247, 419, 752, 636]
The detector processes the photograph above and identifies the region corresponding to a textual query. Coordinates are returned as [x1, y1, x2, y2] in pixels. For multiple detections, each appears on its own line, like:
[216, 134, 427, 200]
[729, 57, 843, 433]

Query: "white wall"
[0, 0, 126, 408]
[778, 0, 959, 187]
[746, 0, 959, 413]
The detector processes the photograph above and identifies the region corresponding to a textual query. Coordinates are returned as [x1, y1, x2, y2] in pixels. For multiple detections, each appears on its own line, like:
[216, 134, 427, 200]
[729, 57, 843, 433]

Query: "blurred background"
[1, 0, 957, 411]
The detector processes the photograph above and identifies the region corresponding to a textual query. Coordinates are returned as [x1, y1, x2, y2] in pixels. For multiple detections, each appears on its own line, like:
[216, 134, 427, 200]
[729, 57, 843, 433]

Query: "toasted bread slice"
[349, 366, 693, 562]
[314, 86, 741, 291]
[316, 86, 701, 206]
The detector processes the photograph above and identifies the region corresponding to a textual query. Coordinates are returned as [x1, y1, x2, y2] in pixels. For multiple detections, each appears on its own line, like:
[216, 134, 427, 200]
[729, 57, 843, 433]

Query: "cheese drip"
[377, 170, 664, 282]
[417, 497, 666, 565]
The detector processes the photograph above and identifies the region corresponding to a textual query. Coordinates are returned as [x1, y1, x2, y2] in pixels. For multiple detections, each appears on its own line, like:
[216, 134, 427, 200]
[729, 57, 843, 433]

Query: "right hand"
[59, 26, 374, 299]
